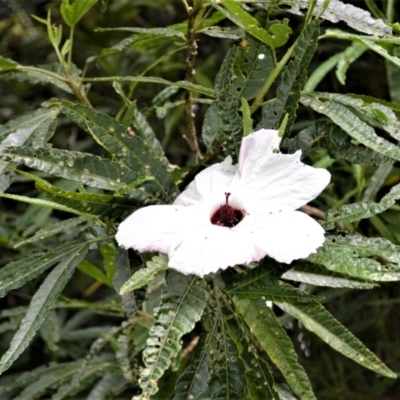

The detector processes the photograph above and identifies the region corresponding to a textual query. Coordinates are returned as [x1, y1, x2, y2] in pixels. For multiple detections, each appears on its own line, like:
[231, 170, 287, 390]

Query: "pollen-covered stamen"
[211, 192, 244, 228]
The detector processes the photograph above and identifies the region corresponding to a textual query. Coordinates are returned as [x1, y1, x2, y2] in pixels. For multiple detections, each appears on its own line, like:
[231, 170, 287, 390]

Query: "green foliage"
[1, 0, 400, 398]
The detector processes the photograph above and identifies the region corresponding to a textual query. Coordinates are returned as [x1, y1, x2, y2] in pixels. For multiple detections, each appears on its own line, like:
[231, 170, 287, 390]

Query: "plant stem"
[250, 41, 296, 114]
[183, 5, 202, 160]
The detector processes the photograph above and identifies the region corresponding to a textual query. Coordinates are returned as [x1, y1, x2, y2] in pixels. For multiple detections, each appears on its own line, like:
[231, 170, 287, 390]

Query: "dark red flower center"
[211, 192, 244, 228]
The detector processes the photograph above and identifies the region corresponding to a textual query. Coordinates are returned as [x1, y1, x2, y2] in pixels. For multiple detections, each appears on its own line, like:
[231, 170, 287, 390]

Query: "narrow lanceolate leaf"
[210, 0, 291, 48]
[36, 181, 140, 219]
[281, 262, 375, 289]
[212, 28, 275, 158]
[261, 0, 391, 36]
[0, 243, 89, 374]
[275, 301, 396, 378]
[2, 146, 142, 191]
[136, 273, 209, 399]
[235, 298, 316, 400]
[0, 108, 59, 191]
[172, 333, 213, 400]
[308, 234, 400, 281]
[283, 121, 390, 166]
[14, 216, 89, 248]
[0, 55, 18, 70]
[223, 306, 280, 400]
[119, 255, 168, 294]
[324, 181, 400, 227]
[122, 103, 166, 163]
[60, 101, 178, 203]
[301, 93, 400, 162]
[226, 263, 322, 302]
[0, 361, 82, 399]
[259, 21, 319, 134]
[0, 240, 89, 298]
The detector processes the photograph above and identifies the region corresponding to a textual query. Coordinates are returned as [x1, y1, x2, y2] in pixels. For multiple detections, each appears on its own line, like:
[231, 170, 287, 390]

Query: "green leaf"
[76, 259, 113, 287]
[97, 26, 186, 39]
[275, 301, 396, 378]
[122, 102, 166, 163]
[0, 191, 93, 217]
[0, 240, 89, 298]
[14, 216, 90, 248]
[2, 146, 143, 192]
[135, 273, 208, 398]
[241, 97, 252, 136]
[226, 263, 323, 302]
[210, 0, 291, 48]
[308, 234, 400, 281]
[0, 55, 18, 71]
[0, 108, 59, 192]
[301, 93, 400, 162]
[213, 29, 274, 158]
[324, 181, 400, 227]
[36, 181, 138, 218]
[172, 333, 212, 400]
[60, 100, 178, 203]
[87, 375, 128, 400]
[0, 243, 89, 374]
[60, 0, 99, 27]
[85, 76, 215, 98]
[234, 298, 316, 400]
[0, 361, 82, 399]
[362, 164, 393, 202]
[258, 20, 319, 134]
[281, 262, 376, 289]
[335, 41, 367, 85]
[119, 255, 168, 294]
[283, 121, 390, 166]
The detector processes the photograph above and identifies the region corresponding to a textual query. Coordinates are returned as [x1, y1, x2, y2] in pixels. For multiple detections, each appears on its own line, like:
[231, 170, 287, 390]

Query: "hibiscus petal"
[116, 205, 201, 254]
[235, 129, 330, 212]
[239, 210, 325, 264]
[168, 224, 265, 277]
[174, 156, 237, 208]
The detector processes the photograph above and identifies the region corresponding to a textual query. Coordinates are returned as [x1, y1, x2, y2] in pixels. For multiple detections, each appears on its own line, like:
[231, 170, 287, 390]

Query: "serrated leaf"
[60, 0, 98, 27]
[258, 20, 319, 134]
[86, 374, 128, 400]
[52, 361, 118, 399]
[172, 333, 212, 400]
[223, 304, 280, 400]
[122, 102, 166, 163]
[308, 234, 400, 281]
[283, 120, 390, 166]
[210, 0, 291, 48]
[97, 26, 186, 39]
[235, 298, 316, 400]
[113, 249, 140, 318]
[119, 255, 168, 294]
[14, 216, 89, 248]
[0, 240, 89, 298]
[0, 243, 89, 374]
[2, 146, 143, 191]
[136, 273, 208, 399]
[198, 26, 244, 39]
[281, 261, 376, 289]
[0, 108, 59, 191]
[0, 361, 82, 399]
[60, 101, 178, 203]
[335, 41, 367, 85]
[213, 28, 274, 158]
[262, 0, 391, 36]
[275, 301, 396, 378]
[362, 164, 393, 202]
[301, 93, 400, 162]
[324, 181, 400, 227]
[36, 181, 140, 218]
[226, 263, 322, 302]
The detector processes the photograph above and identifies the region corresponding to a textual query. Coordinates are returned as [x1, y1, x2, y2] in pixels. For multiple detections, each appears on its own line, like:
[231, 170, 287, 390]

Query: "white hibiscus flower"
[116, 129, 331, 277]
